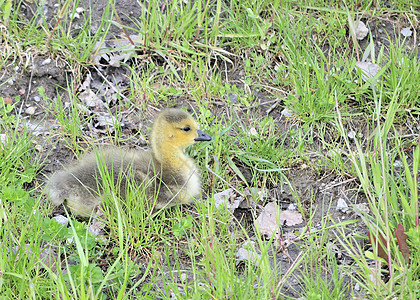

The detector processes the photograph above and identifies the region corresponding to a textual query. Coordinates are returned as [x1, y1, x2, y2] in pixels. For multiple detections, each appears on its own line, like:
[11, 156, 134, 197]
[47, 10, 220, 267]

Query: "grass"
[1, 0, 419, 298]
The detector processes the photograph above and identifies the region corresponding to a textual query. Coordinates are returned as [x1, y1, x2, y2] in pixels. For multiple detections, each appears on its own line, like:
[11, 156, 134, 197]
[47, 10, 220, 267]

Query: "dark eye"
[182, 126, 191, 132]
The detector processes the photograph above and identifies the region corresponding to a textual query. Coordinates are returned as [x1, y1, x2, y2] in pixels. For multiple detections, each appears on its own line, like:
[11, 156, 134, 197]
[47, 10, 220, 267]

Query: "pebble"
[281, 108, 294, 117]
[355, 20, 368, 40]
[25, 106, 36, 115]
[393, 160, 403, 168]
[249, 127, 258, 136]
[0, 134, 6, 144]
[34, 96, 41, 102]
[41, 58, 51, 66]
[53, 215, 69, 225]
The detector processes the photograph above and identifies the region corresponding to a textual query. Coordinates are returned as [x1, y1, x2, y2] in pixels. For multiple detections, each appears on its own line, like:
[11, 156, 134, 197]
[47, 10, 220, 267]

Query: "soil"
[1, 0, 418, 298]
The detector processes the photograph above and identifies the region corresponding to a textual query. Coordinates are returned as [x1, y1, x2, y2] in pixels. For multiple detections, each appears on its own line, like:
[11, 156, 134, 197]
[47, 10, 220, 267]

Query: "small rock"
[35, 144, 43, 152]
[393, 160, 403, 168]
[76, 7, 85, 13]
[347, 131, 356, 139]
[249, 127, 258, 136]
[53, 215, 69, 225]
[18, 88, 25, 95]
[281, 108, 294, 117]
[25, 106, 36, 115]
[33, 96, 41, 102]
[0, 134, 7, 144]
[180, 273, 187, 282]
[355, 20, 368, 40]
[41, 58, 51, 66]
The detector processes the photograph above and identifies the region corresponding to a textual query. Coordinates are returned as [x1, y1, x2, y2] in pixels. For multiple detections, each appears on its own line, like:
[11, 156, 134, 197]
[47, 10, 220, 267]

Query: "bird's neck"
[153, 141, 188, 170]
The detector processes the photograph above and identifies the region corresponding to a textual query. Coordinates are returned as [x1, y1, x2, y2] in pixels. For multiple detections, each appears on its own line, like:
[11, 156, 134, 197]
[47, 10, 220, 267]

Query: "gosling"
[47, 108, 212, 216]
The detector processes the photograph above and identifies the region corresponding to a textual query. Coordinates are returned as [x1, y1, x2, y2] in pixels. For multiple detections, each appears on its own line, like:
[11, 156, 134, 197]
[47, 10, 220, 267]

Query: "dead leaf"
[214, 189, 235, 209]
[108, 52, 128, 68]
[256, 202, 303, 239]
[255, 202, 280, 238]
[355, 62, 381, 83]
[336, 198, 349, 213]
[78, 74, 92, 92]
[91, 36, 139, 67]
[89, 217, 106, 237]
[94, 112, 118, 130]
[353, 203, 370, 216]
[401, 27, 412, 37]
[3, 97, 12, 105]
[79, 89, 105, 108]
[395, 224, 410, 264]
[368, 231, 388, 262]
[280, 210, 303, 226]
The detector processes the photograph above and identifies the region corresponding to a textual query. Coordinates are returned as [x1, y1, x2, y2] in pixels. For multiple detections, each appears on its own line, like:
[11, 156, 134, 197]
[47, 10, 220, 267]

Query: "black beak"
[195, 130, 212, 142]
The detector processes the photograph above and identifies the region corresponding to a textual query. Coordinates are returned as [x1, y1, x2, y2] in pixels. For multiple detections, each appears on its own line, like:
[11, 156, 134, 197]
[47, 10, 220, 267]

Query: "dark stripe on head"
[161, 109, 191, 123]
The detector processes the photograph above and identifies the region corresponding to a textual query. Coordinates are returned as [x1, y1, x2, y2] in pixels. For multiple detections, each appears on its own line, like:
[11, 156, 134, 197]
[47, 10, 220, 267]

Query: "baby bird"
[47, 108, 212, 217]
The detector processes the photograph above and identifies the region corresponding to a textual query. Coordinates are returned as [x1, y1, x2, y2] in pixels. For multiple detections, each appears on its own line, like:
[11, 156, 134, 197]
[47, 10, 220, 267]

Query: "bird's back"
[47, 147, 194, 215]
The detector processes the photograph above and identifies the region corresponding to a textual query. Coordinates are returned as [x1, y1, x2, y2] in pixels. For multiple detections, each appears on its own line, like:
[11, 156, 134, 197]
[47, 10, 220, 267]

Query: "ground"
[0, 0, 419, 299]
